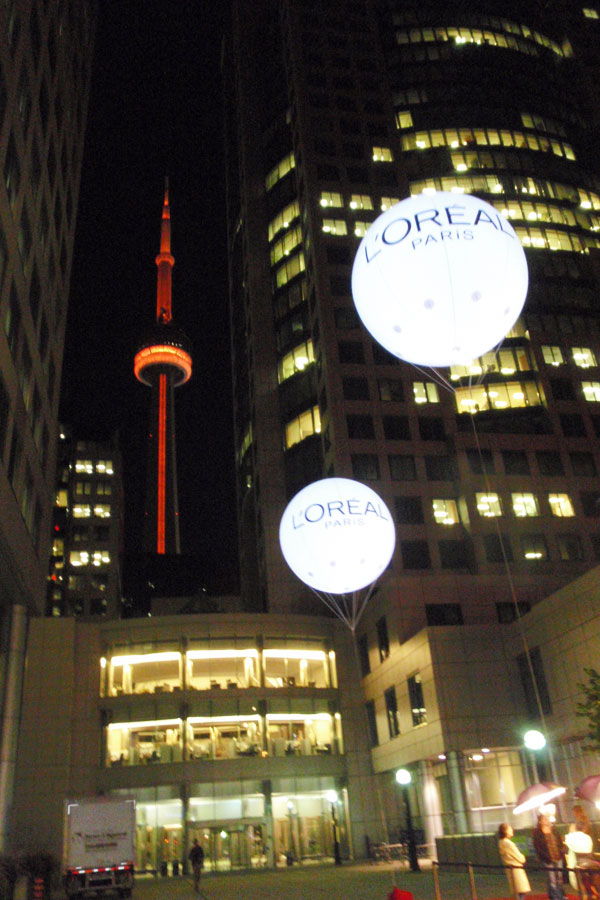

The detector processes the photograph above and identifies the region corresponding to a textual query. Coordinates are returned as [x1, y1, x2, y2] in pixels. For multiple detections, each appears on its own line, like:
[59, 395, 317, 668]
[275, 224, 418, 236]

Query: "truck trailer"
[63, 797, 135, 898]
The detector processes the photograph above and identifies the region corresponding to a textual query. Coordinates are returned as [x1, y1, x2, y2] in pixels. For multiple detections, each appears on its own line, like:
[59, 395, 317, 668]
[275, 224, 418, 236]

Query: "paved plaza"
[131, 861, 575, 900]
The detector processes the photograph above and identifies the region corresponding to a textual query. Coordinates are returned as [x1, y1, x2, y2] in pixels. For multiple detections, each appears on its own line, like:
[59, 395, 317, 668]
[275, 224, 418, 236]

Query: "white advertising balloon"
[279, 478, 396, 594]
[351, 192, 528, 367]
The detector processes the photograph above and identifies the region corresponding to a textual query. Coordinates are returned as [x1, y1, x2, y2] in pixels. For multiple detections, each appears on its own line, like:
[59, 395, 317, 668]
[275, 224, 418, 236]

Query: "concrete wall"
[12, 618, 100, 859]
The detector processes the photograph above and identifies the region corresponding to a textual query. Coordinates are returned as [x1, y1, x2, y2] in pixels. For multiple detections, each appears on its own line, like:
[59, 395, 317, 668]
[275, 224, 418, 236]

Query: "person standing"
[498, 823, 531, 900]
[533, 814, 567, 900]
[188, 838, 204, 893]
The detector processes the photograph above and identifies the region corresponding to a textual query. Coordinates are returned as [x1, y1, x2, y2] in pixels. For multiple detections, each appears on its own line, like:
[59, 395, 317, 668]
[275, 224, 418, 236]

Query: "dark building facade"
[0, 0, 96, 849]
[224, 0, 600, 840]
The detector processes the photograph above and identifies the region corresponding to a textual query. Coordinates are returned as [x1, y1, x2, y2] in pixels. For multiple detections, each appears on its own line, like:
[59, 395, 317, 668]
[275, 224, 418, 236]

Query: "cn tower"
[134, 181, 192, 555]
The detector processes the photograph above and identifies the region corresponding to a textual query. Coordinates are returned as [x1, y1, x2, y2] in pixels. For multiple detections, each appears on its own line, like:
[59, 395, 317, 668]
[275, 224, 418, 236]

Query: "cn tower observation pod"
[134, 322, 193, 387]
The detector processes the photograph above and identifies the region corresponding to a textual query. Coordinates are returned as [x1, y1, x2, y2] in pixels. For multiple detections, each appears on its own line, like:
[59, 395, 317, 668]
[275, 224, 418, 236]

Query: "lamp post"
[396, 769, 420, 873]
[326, 790, 342, 866]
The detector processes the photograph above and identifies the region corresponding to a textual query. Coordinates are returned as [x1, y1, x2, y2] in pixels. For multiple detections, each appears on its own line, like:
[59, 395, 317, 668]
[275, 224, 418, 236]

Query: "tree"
[576, 667, 600, 752]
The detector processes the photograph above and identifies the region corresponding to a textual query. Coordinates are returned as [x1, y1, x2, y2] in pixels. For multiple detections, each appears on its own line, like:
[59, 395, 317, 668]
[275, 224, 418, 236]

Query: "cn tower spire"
[134, 182, 193, 555]
[156, 177, 174, 323]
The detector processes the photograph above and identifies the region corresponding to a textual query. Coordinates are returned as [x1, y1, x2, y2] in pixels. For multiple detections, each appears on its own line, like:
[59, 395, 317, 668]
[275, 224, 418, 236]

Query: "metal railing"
[369, 842, 431, 864]
[432, 859, 592, 900]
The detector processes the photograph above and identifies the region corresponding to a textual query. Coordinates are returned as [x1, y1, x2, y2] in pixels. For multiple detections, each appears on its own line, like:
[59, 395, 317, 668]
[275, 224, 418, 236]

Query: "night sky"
[61, 2, 238, 592]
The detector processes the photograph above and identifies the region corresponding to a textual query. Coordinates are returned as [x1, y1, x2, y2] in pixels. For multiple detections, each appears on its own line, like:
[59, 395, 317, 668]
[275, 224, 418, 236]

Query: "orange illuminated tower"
[134, 182, 192, 554]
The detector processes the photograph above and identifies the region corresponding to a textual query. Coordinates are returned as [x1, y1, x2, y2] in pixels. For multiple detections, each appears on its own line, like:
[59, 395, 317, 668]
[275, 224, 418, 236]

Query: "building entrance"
[187, 823, 266, 871]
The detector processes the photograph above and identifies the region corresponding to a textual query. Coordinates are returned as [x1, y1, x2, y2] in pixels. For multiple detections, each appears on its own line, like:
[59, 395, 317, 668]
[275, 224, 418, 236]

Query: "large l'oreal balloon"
[351, 192, 528, 367]
[279, 478, 396, 594]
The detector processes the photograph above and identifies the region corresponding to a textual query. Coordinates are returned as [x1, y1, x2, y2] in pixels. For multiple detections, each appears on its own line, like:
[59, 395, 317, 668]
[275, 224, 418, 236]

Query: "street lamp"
[524, 729, 546, 751]
[326, 790, 342, 865]
[396, 769, 420, 873]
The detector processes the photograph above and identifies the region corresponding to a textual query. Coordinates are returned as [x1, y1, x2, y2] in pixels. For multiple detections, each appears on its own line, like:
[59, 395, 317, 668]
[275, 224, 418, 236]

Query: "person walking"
[498, 822, 530, 900]
[533, 813, 567, 900]
[188, 838, 205, 894]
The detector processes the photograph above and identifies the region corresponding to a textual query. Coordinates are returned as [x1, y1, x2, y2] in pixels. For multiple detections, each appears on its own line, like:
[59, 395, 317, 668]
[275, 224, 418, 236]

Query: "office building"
[13, 610, 379, 868]
[0, 0, 96, 849]
[224, 0, 600, 840]
[47, 427, 123, 619]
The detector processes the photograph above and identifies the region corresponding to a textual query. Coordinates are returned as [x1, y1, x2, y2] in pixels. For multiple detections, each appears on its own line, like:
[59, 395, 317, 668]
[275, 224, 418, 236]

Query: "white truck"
[63, 797, 136, 899]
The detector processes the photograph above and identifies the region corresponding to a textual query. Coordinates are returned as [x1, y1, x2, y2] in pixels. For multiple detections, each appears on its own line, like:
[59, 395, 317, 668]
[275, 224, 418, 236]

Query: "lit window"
[270, 225, 302, 265]
[278, 340, 315, 383]
[75, 459, 93, 473]
[285, 405, 321, 449]
[55, 488, 68, 507]
[69, 550, 89, 567]
[408, 673, 426, 727]
[96, 459, 113, 474]
[349, 194, 373, 210]
[92, 550, 110, 566]
[265, 152, 295, 191]
[52, 538, 64, 557]
[96, 481, 112, 496]
[521, 534, 548, 560]
[455, 381, 541, 413]
[476, 493, 502, 517]
[413, 382, 439, 404]
[572, 347, 597, 368]
[372, 146, 393, 162]
[583, 8, 599, 18]
[456, 385, 488, 412]
[583, 382, 600, 402]
[353, 221, 370, 237]
[432, 499, 458, 525]
[542, 345, 564, 366]
[75, 481, 92, 496]
[94, 504, 111, 518]
[395, 110, 413, 129]
[268, 200, 300, 241]
[237, 425, 252, 464]
[385, 686, 400, 738]
[380, 196, 400, 211]
[275, 251, 305, 289]
[548, 493, 575, 517]
[319, 191, 343, 208]
[72, 504, 91, 518]
[512, 493, 539, 517]
[321, 219, 347, 235]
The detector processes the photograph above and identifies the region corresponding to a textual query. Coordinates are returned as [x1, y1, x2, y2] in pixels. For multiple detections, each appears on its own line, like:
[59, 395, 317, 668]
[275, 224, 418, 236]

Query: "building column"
[446, 750, 470, 834]
[181, 783, 190, 875]
[418, 759, 444, 852]
[0, 604, 28, 853]
[262, 779, 274, 868]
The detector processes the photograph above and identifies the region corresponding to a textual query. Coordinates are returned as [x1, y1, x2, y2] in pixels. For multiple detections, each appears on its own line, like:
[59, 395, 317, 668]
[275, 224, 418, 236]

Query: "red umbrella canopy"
[513, 782, 566, 815]
[575, 774, 600, 804]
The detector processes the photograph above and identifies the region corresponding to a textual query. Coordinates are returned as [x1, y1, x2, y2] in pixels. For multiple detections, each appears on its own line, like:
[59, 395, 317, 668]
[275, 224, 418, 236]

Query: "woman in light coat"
[498, 822, 531, 900]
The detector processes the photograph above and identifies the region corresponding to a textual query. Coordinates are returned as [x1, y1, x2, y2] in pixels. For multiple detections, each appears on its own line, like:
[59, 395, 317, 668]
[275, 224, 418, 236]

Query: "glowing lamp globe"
[351, 192, 528, 367]
[279, 478, 396, 594]
[524, 729, 546, 751]
[566, 831, 593, 855]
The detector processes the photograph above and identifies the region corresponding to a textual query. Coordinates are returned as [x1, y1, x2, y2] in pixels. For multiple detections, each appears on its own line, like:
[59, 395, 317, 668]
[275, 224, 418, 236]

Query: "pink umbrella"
[513, 782, 566, 816]
[575, 774, 600, 805]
